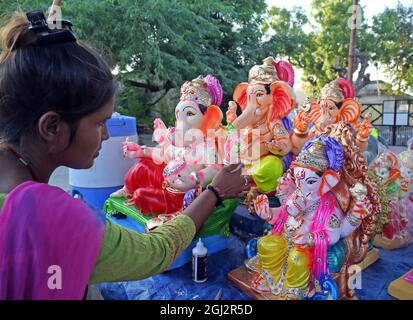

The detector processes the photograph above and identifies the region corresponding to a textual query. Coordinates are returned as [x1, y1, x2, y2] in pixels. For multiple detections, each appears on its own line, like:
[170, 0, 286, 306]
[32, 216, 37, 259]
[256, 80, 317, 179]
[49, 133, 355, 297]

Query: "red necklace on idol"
[6, 146, 38, 182]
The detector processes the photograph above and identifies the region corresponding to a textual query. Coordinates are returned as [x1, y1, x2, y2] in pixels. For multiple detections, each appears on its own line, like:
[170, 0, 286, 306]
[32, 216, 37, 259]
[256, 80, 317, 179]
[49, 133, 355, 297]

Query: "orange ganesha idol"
[225, 57, 296, 194]
[291, 78, 373, 156]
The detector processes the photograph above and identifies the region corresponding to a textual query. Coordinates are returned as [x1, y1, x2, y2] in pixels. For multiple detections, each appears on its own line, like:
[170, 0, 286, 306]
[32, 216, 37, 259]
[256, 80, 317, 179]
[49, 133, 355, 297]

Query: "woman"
[0, 10, 249, 299]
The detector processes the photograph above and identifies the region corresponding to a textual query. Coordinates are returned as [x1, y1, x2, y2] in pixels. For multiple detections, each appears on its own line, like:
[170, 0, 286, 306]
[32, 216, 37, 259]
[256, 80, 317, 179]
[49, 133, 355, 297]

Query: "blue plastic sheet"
[98, 230, 249, 300]
[98, 216, 413, 300]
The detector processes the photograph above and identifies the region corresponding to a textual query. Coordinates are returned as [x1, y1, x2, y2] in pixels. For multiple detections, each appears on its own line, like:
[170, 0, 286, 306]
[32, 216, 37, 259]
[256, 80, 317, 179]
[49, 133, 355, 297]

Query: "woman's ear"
[338, 98, 361, 123]
[233, 83, 249, 111]
[319, 170, 340, 195]
[37, 111, 70, 149]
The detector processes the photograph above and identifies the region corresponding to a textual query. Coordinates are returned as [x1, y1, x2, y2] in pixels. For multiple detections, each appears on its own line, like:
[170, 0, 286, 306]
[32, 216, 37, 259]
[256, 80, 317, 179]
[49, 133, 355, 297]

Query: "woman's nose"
[102, 124, 109, 141]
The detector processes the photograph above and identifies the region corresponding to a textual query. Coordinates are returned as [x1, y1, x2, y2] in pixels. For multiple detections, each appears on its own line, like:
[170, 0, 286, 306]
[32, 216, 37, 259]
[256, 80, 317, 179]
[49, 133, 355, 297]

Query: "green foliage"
[264, 1, 412, 95]
[372, 2, 413, 93]
[0, 0, 267, 126]
[264, 0, 374, 94]
[0, 0, 411, 125]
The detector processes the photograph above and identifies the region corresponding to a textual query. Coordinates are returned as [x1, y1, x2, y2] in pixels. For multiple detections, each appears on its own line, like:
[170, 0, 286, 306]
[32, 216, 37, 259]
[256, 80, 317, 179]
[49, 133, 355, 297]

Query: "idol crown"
[295, 138, 329, 172]
[180, 77, 212, 106]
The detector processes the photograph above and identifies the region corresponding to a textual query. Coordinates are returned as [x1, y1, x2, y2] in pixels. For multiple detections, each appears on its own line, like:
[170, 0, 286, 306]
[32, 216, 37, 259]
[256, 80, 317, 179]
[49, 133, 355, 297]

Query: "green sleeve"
[89, 214, 196, 284]
[0, 194, 6, 209]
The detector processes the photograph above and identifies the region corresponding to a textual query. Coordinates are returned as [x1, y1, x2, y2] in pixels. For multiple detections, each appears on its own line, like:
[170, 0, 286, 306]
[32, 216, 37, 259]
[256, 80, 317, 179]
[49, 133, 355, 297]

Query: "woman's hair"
[0, 11, 117, 145]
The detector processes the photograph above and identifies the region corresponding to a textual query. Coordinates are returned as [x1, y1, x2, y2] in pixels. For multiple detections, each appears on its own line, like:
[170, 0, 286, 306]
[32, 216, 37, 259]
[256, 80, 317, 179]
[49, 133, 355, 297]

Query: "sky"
[266, 0, 413, 21]
[264, 0, 413, 93]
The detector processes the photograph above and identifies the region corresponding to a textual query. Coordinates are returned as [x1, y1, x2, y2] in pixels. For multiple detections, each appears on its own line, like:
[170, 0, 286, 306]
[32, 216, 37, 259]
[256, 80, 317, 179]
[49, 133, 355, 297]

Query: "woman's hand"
[183, 163, 250, 232]
[211, 163, 251, 199]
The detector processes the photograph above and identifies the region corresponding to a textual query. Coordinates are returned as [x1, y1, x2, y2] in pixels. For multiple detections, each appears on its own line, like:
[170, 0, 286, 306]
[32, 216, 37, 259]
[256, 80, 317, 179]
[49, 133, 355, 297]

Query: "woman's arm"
[183, 163, 248, 231]
[89, 163, 249, 283]
[89, 215, 196, 283]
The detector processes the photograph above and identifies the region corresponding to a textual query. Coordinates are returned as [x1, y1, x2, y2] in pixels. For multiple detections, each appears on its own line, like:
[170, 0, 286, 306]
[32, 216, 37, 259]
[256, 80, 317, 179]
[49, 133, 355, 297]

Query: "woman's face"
[61, 95, 115, 169]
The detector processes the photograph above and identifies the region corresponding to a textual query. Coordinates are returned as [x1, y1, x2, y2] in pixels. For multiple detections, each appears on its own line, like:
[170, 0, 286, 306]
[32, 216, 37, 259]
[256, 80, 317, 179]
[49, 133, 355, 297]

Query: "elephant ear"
[269, 81, 296, 121]
[233, 82, 249, 111]
[200, 105, 223, 133]
[337, 98, 361, 124]
[309, 100, 321, 124]
[320, 170, 341, 195]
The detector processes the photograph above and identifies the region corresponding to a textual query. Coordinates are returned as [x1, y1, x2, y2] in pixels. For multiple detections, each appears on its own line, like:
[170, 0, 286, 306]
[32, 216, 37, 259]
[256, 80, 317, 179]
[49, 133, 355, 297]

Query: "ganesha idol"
[113, 75, 224, 215]
[400, 141, 413, 239]
[249, 136, 375, 299]
[291, 78, 375, 160]
[225, 57, 296, 194]
[371, 151, 411, 249]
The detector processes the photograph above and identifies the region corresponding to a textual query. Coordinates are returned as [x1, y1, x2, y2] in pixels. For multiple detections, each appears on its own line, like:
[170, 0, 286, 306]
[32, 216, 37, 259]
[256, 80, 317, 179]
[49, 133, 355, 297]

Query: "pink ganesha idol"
[397, 148, 413, 242]
[112, 75, 224, 215]
[387, 137, 413, 300]
[371, 151, 410, 249]
[250, 136, 374, 299]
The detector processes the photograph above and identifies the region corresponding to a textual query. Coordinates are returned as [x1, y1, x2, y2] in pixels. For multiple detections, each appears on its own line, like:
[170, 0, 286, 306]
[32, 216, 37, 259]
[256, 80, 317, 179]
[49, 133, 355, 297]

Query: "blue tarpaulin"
[98, 216, 413, 300]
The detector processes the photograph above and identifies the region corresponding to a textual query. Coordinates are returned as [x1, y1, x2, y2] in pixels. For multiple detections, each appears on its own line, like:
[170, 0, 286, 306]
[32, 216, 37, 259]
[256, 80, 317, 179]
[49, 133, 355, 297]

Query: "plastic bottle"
[192, 238, 208, 283]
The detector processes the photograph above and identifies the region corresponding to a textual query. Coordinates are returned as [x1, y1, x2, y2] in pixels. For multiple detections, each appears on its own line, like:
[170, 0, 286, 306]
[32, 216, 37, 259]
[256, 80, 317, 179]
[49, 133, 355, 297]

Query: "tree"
[262, 6, 314, 70]
[264, 0, 375, 96]
[0, 0, 268, 125]
[372, 2, 413, 93]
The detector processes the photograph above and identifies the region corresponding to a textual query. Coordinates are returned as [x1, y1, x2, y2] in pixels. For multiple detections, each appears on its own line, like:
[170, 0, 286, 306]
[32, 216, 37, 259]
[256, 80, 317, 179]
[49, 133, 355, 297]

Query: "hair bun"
[0, 11, 35, 62]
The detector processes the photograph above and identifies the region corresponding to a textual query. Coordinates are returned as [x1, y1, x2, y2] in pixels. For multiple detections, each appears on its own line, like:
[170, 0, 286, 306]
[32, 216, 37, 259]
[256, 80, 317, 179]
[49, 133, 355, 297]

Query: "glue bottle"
[192, 238, 207, 283]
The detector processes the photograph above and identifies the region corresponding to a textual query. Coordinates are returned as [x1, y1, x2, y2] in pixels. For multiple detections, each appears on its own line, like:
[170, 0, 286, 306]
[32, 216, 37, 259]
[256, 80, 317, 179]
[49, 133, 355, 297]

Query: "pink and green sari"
[0, 181, 105, 300]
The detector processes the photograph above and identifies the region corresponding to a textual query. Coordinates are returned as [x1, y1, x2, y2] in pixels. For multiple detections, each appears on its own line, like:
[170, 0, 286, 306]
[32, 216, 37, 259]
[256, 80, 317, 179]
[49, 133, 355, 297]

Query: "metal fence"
[361, 100, 413, 146]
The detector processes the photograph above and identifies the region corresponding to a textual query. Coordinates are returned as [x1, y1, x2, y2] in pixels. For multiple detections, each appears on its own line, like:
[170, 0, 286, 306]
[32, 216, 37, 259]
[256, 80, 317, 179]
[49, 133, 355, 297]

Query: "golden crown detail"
[320, 79, 344, 102]
[180, 77, 212, 106]
[294, 139, 329, 172]
[248, 56, 280, 84]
